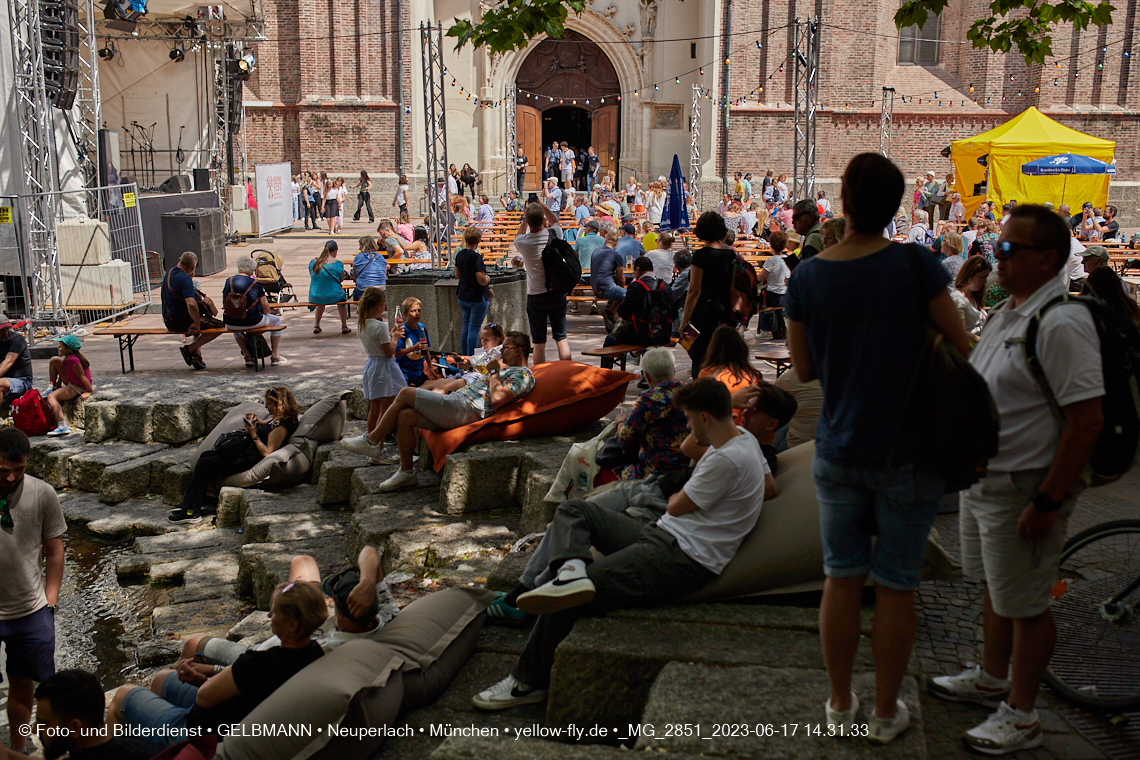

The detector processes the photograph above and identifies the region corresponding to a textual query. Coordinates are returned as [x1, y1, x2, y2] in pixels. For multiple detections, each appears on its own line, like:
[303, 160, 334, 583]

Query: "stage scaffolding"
[420, 21, 451, 268]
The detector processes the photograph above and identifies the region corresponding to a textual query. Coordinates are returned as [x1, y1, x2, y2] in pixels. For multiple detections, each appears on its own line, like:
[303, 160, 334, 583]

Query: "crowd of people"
[1, 144, 1134, 758]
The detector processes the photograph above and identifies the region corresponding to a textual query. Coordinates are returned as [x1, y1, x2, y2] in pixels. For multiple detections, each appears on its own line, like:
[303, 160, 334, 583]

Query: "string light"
[675, 76, 680, 84]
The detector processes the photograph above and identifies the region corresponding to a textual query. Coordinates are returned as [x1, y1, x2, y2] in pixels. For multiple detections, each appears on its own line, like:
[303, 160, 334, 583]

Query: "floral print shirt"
[457, 365, 535, 418]
[616, 379, 690, 480]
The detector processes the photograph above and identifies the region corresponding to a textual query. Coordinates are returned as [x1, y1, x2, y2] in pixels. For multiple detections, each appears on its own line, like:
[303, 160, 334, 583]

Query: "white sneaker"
[379, 469, 418, 492]
[825, 691, 860, 735]
[340, 434, 382, 459]
[46, 425, 71, 437]
[516, 562, 595, 615]
[271, 356, 288, 366]
[929, 665, 1011, 708]
[868, 699, 910, 744]
[471, 674, 547, 711]
[962, 702, 1043, 755]
[757, 330, 774, 340]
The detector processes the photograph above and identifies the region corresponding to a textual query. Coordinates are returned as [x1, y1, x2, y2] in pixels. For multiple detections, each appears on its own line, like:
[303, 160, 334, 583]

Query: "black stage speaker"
[158, 174, 193, 193]
[192, 168, 211, 191]
[160, 208, 225, 274]
[40, 0, 80, 110]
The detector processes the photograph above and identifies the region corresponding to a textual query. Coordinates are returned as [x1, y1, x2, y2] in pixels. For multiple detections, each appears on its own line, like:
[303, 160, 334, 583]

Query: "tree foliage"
[896, 0, 1115, 65]
[446, 0, 1116, 65]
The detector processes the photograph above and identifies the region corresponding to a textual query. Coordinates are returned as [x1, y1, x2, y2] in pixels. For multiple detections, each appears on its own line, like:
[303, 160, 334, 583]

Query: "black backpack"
[630, 279, 674, 346]
[896, 245, 1000, 492]
[1018, 293, 1140, 486]
[541, 229, 582, 295]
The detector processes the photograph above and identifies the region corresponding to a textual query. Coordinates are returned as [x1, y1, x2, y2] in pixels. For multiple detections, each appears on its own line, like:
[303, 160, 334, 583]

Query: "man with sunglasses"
[0, 427, 65, 754]
[930, 205, 1104, 755]
[792, 199, 824, 261]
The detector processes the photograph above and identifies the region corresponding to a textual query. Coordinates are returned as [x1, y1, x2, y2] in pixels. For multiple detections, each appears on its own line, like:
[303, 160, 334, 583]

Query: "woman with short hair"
[455, 226, 491, 356]
[612, 347, 688, 480]
[679, 212, 738, 375]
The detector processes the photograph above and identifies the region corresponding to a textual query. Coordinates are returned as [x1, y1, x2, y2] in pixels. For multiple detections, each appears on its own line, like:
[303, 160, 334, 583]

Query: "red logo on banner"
[265, 175, 283, 200]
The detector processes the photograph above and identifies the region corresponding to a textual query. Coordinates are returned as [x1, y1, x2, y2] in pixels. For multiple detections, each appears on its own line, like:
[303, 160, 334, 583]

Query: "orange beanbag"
[420, 361, 636, 471]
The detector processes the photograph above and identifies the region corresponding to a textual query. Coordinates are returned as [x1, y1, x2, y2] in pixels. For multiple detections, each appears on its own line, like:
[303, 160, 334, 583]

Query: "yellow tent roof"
[952, 106, 1114, 158]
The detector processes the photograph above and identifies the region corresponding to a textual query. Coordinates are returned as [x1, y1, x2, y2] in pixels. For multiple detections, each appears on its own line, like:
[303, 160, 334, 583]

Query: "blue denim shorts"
[812, 456, 943, 590]
[121, 675, 200, 755]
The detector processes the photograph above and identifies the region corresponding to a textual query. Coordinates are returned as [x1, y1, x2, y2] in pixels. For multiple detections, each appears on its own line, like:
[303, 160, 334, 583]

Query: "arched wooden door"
[591, 105, 619, 180]
[518, 105, 542, 192]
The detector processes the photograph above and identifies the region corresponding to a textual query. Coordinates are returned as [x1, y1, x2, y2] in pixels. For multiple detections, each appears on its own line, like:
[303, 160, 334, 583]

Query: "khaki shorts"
[959, 469, 1078, 619]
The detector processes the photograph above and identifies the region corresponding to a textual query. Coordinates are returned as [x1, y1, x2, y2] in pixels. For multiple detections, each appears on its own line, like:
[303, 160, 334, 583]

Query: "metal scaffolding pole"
[75, 0, 102, 206]
[8, 0, 66, 324]
[207, 40, 231, 234]
[879, 87, 895, 158]
[690, 83, 702, 212]
[505, 85, 517, 195]
[792, 16, 820, 203]
[420, 22, 451, 268]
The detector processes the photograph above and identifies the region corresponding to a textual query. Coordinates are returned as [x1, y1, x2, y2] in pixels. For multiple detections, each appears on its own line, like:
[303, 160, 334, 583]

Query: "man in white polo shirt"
[930, 205, 1104, 755]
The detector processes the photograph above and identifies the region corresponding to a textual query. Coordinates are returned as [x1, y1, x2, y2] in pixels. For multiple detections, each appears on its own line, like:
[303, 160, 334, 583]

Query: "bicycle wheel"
[1045, 519, 1140, 712]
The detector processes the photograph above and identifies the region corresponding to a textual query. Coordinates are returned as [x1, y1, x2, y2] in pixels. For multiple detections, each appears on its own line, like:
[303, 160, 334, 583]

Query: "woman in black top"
[169, 386, 302, 523]
[454, 226, 491, 356]
[110, 580, 327, 758]
[679, 212, 739, 376]
[459, 164, 479, 200]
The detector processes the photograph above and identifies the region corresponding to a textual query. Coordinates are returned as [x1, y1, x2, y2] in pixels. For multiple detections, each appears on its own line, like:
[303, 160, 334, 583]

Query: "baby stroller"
[252, 249, 295, 304]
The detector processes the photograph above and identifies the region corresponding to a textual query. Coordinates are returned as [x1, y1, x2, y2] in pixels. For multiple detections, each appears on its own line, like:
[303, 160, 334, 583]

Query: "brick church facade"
[239, 0, 1138, 214]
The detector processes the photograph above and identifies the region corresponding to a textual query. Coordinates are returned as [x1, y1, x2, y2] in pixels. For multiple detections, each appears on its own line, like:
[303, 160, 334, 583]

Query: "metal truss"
[879, 86, 895, 159]
[7, 0, 67, 323]
[420, 22, 451, 268]
[94, 17, 268, 43]
[690, 83, 702, 211]
[206, 40, 231, 234]
[792, 16, 820, 203]
[505, 85, 517, 194]
[74, 0, 101, 206]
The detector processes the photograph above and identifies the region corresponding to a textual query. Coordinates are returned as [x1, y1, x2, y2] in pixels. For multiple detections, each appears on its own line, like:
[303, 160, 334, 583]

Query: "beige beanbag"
[684, 440, 825, 601]
[214, 640, 405, 760]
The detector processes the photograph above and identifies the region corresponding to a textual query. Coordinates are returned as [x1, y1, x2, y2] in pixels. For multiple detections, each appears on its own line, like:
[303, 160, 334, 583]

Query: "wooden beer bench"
[94, 324, 287, 374]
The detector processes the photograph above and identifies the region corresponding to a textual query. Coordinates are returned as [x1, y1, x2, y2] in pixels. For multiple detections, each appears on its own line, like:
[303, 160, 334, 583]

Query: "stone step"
[151, 597, 252, 639]
[237, 484, 329, 542]
[350, 465, 443, 512]
[99, 446, 196, 504]
[237, 537, 349, 609]
[546, 610, 878, 731]
[69, 442, 169, 493]
[314, 444, 376, 505]
[62, 492, 192, 539]
[37, 444, 91, 489]
[347, 491, 457, 563]
[384, 522, 517, 576]
[637, 663, 926, 759]
[29, 438, 85, 481]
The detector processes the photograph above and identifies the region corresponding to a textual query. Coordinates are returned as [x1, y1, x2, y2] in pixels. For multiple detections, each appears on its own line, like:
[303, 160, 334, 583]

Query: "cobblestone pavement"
[915, 469, 1140, 760]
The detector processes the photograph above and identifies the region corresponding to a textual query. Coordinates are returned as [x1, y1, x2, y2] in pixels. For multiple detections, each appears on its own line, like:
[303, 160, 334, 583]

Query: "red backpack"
[11, 389, 52, 436]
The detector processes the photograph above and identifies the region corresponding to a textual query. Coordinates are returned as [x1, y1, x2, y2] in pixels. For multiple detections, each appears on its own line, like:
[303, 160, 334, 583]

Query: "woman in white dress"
[645, 181, 666, 225]
[950, 255, 991, 336]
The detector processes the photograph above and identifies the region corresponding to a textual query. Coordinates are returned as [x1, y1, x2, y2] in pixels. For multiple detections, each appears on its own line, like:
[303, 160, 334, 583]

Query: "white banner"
[255, 162, 293, 236]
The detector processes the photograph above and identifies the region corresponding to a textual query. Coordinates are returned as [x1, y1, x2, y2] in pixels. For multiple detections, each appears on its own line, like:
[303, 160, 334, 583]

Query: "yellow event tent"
[951, 107, 1115, 217]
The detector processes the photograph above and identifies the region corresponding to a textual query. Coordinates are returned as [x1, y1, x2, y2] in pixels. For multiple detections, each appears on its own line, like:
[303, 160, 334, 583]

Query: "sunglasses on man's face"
[995, 241, 1049, 261]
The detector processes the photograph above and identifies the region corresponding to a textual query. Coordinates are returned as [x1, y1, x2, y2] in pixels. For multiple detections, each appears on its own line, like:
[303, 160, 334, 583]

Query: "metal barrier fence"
[8, 183, 152, 342]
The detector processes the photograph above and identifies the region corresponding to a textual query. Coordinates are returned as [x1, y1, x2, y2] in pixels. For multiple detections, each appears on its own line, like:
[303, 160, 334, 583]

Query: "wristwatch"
[1032, 492, 1063, 513]
[488, 369, 499, 377]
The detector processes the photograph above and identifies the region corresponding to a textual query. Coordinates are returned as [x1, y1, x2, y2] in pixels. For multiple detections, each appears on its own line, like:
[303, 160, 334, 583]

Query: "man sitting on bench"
[472, 378, 768, 709]
[341, 331, 536, 492]
[600, 255, 672, 369]
[163, 252, 222, 371]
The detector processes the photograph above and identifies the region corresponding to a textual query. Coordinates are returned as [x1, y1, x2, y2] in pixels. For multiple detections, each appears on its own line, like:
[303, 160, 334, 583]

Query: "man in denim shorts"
[930, 205, 1104, 755]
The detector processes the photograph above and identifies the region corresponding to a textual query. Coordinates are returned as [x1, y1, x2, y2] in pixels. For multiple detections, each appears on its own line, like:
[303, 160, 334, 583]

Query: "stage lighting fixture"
[238, 53, 256, 73]
[98, 42, 117, 60]
[170, 42, 185, 61]
[103, 0, 141, 31]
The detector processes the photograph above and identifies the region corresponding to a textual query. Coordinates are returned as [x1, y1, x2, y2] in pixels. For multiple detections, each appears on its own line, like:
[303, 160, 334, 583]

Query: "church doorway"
[515, 31, 620, 192]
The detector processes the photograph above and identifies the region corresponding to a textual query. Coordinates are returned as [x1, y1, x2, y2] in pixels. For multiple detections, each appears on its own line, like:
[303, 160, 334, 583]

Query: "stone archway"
[486, 9, 646, 184]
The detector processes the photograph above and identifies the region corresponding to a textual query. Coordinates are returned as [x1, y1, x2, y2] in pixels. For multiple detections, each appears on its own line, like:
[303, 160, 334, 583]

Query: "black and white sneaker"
[168, 507, 204, 524]
[471, 675, 547, 711]
[516, 562, 595, 615]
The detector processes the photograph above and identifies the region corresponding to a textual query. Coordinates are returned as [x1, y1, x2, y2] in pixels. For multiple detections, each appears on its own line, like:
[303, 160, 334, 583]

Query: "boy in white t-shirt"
[472, 378, 768, 710]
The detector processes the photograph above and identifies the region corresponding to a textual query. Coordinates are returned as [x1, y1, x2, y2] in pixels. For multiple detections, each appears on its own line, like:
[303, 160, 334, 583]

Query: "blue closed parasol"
[659, 154, 690, 231]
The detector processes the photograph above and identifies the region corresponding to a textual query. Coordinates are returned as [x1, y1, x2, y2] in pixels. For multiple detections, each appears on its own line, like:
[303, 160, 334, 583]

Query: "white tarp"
[254, 162, 291, 236]
[97, 39, 211, 189]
